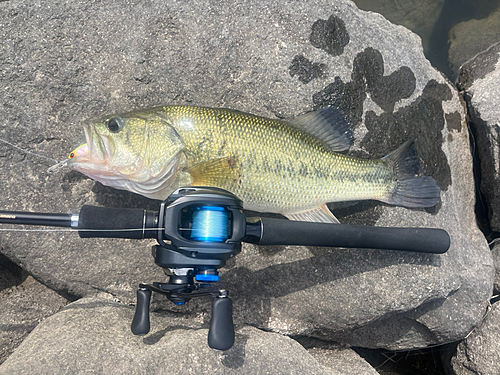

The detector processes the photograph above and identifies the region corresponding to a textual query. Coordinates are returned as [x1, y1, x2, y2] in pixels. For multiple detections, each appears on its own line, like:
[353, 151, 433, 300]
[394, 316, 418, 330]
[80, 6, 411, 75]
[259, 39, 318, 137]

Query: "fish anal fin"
[289, 107, 353, 152]
[188, 156, 241, 186]
[285, 204, 340, 224]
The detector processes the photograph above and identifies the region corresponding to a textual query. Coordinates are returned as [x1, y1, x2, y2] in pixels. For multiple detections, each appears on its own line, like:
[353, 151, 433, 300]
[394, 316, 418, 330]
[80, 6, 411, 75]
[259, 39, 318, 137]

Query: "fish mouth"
[83, 124, 113, 163]
[65, 124, 116, 176]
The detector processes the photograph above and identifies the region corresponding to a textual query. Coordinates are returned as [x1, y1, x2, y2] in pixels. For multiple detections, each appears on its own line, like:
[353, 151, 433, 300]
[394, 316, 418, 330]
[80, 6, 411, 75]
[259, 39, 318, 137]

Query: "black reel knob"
[131, 288, 152, 335]
[208, 292, 235, 351]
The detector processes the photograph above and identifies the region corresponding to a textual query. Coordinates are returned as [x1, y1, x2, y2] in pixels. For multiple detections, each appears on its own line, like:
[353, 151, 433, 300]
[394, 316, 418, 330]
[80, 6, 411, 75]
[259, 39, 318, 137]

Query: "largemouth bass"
[64, 105, 440, 223]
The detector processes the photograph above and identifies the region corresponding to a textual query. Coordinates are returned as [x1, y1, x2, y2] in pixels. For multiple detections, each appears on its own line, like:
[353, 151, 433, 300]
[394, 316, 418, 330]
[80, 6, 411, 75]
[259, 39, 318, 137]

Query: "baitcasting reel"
[0, 187, 451, 351]
[128, 187, 246, 351]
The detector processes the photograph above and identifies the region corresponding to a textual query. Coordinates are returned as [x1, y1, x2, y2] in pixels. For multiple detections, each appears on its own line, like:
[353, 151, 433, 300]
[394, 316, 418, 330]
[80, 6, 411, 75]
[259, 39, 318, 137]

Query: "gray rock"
[0, 256, 68, 364]
[0, 255, 25, 292]
[449, 7, 500, 80]
[0, 0, 492, 352]
[458, 42, 500, 232]
[351, 0, 445, 54]
[449, 302, 500, 375]
[307, 347, 378, 375]
[492, 243, 500, 295]
[0, 297, 340, 375]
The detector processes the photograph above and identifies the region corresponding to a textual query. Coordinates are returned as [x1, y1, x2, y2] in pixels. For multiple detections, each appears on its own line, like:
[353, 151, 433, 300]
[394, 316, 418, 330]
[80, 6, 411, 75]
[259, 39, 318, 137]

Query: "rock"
[351, 0, 445, 54]
[0, 255, 68, 364]
[295, 336, 379, 374]
[0, 297, 341, 374]
[448, 301, 500, 375]
[458, 42, 500, 232]
[492, 243, 500, 295]
[0, 0, 492, 352]
[309, 348, 378, 374]
[306, 344, 378, 375]
[0, 255, 25, 292]
[449, 7, 500, 80]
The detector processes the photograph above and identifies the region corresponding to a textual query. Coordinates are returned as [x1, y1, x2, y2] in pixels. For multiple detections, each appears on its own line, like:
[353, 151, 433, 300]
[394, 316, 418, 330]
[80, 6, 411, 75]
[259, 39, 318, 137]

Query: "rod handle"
[78, 205, 157, 239]
[257, 218, 450, 254]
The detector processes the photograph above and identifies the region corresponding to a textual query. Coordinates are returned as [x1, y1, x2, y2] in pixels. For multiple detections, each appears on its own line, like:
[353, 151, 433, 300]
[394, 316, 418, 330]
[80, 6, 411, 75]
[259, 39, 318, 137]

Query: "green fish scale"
[162, 106, 392, 213]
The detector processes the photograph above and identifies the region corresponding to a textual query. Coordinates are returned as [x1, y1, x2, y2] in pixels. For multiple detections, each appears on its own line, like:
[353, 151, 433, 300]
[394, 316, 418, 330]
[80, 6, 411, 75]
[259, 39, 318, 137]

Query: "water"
[353, 0, 500, 82]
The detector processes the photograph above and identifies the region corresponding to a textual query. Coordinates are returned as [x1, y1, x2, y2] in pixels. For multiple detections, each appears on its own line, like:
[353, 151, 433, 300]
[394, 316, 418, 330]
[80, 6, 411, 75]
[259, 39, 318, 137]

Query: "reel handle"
[131, 288, 152, 335]
[208, 294, 235, 351]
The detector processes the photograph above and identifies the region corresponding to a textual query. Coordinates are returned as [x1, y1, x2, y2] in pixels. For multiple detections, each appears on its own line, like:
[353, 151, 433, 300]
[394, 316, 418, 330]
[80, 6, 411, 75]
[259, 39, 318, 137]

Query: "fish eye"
[106, 117, 123, 133]
[69, 152, 75, 158]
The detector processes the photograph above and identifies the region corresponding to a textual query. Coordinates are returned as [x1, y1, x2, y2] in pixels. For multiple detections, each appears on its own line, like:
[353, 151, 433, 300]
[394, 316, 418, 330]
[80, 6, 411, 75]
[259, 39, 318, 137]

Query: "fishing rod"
[0, 186, 450, 351]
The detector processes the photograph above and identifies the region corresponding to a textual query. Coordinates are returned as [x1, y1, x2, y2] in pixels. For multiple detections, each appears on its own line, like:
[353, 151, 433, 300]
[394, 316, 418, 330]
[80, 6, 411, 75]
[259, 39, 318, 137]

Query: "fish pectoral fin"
[187, 156, 241, 186]
[288, 107, 353, 152]
[285, 204, 340, 224]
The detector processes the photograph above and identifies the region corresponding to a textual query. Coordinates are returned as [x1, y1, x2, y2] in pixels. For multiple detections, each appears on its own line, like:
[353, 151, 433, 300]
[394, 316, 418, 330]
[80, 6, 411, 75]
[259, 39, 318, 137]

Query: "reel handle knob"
[208, 292, 235, 351]
[131, 288, 152, 335]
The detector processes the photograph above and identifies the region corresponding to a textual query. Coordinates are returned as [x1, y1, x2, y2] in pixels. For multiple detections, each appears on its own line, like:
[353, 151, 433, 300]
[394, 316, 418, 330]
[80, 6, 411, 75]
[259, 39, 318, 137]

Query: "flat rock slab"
[0, 298, 347, 375]
[0, 0, 493, 351]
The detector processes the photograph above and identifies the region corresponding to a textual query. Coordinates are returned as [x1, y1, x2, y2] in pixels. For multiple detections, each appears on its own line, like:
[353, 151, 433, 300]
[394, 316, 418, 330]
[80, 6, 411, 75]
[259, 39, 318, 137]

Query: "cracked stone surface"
[458, 42, 500, 233]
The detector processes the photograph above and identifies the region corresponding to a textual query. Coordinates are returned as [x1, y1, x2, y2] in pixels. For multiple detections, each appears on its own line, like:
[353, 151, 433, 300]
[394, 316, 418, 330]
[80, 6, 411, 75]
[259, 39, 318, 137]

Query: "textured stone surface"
[492, 243, 500, 295]
[449, 302, 500, 375]
[307, 347, 378, 375]
[449, 7, 500, 79]
[0, 256, 68, 364]
[0, 298, 339, 375]
[0, 0, 492, 353]
[458, 42, 500, 232]
[352, 0, 445, 54]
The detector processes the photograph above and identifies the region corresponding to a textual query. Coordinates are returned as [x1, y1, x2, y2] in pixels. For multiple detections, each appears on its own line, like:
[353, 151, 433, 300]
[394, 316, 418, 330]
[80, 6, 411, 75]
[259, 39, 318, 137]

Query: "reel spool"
[190, 206, 229, 242]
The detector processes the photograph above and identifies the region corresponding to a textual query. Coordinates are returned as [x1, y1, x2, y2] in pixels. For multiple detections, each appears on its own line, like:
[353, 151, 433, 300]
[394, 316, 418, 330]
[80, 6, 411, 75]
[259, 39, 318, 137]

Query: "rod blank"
[0, 211, 73, 227]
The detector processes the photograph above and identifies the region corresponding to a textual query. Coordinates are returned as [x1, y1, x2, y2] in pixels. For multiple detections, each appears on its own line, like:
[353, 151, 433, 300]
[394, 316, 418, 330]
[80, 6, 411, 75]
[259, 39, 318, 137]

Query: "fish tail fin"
[380, 140, 440, 208]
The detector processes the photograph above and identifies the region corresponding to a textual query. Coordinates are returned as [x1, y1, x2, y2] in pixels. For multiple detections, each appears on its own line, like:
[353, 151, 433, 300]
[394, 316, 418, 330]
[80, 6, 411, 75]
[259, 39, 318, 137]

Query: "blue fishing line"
[190, 206, 228, 242]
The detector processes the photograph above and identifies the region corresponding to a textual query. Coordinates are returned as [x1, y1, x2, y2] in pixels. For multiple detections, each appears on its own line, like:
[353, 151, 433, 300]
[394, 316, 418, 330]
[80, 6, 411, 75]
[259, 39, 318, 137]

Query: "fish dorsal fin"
[289, 107, 353, 152]
[285, 204, 340, 224]
[188, 156, 241, 186]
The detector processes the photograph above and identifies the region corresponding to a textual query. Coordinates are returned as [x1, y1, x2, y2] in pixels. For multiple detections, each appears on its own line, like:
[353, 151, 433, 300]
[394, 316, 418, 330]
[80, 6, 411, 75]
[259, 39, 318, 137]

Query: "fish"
[63, 105, 440, 223]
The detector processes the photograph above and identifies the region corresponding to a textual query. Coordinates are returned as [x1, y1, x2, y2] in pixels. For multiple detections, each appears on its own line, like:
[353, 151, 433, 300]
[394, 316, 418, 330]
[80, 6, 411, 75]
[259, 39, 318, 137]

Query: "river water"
[353, 0, 500, 82]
